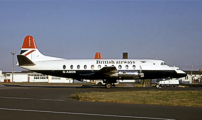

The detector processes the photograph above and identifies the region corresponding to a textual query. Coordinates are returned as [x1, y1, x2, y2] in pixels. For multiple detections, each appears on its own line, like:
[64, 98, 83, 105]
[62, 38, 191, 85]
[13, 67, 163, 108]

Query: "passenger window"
[63, 65, 66, 69]
[98, 65, 101, 69]
[132, 65, 136, 69]
[91, 65, 95, 69]
[77, 65, 80, 69]
[105, 65, 107, 67]
[125, 65, 129, 69]
[70, 65, 73, 69]
[84, 65, 87, 69]
[118, 65, 122, 69]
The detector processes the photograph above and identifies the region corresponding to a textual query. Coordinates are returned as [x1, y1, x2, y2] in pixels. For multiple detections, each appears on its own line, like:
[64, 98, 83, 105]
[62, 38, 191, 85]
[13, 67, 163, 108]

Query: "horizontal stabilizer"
[17, 55, 35, 66]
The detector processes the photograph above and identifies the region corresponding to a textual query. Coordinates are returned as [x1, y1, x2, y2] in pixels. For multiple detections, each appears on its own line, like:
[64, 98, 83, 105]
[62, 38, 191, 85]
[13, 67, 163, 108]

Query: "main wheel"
[97, 82, 103, 86]
[105, 83, 112, 89]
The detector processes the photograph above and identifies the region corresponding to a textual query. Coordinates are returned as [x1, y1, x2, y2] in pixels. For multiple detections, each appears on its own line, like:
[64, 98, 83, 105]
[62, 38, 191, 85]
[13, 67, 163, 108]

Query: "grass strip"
[71, 91, 202, 107]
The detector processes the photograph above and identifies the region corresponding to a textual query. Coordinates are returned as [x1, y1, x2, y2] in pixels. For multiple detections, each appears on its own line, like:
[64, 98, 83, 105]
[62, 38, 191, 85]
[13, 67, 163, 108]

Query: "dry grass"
[71, 91, 202, 107]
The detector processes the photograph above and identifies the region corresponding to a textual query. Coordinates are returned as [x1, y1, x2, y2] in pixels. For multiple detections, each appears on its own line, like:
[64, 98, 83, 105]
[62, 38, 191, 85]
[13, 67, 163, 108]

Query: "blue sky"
[0, 1, 202, 72]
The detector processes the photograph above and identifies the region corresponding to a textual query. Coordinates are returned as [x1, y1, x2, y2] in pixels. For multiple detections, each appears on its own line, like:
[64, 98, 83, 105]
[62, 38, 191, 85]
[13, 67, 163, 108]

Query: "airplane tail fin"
[17, 35, 64, 66]
[94, 52, 103, 59]
[19, 35, 44, 62]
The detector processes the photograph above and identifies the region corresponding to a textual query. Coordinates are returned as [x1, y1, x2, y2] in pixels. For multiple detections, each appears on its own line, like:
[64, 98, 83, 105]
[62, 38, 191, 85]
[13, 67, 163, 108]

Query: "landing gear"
[156, 84, 161, 88]
[97, 82, 103, 86]
[105, 83, 112, 89]
[103, 79, 116, 89]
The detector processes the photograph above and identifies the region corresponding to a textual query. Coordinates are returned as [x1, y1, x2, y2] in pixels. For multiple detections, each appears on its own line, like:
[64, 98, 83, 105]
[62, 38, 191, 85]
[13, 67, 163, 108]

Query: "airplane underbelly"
[141, 70, 176, 79]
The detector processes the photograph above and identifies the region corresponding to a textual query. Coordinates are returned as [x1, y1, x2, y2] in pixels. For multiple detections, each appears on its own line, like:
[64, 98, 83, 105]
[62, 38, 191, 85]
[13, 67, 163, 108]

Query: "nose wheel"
[156, 84, 161, 88]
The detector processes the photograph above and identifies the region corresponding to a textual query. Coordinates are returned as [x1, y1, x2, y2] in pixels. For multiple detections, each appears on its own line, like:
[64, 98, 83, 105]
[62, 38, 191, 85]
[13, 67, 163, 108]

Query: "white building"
[0, 70, 5, 81]
[0, 70, 73, 83]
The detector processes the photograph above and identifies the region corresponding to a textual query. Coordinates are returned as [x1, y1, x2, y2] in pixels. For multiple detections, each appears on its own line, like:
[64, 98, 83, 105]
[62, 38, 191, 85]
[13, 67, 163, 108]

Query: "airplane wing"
[98, 66, 118, 75]
[98, 66, 118, 78]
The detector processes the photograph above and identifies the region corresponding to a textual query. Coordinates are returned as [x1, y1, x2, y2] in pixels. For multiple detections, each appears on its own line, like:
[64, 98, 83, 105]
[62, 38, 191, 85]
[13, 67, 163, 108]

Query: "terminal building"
[0, 70, 73, 83]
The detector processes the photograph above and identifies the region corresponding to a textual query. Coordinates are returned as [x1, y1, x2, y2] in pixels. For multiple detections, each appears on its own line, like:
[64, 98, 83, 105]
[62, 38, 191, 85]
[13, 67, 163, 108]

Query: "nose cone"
[175, 69, 187, 78]
[177, 72, 187, 78]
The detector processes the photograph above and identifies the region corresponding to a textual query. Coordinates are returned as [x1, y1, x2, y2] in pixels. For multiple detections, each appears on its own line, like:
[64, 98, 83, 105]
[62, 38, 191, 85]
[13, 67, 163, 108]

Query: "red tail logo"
[94, 52, 103, 59]
[22, 35, 37, 49]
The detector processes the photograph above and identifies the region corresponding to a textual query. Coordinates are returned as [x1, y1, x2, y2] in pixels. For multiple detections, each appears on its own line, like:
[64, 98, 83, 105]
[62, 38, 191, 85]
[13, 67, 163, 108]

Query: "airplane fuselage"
[20, 59, 185, 80]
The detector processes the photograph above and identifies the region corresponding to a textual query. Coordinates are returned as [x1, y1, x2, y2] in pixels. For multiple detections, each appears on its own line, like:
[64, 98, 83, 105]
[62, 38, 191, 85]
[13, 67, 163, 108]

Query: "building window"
[118, 65, 122, 69]
[84, 65, 87, 69]
[70, 65, 73, 69]
[77, 65, 80, 69]
[52, 77, 61, 80]
[132, 65, 136, 69]
[63, 65, 66, 69]
[91, 65, 95, 69]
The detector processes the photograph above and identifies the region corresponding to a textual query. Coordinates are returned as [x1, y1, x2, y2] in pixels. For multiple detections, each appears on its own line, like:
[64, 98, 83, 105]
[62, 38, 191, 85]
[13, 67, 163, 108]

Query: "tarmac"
[0, 85, 202, 120]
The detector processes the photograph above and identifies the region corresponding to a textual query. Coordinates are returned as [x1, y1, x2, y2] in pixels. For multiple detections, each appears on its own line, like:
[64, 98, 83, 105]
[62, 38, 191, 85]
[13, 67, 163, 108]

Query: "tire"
[105, 83, 112, 89]
[97, 82, 103, 86]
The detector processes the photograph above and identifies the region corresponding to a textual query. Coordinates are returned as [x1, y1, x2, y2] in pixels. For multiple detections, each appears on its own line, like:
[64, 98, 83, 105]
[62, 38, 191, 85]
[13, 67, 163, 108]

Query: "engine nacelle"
[118, 71, 144, 79]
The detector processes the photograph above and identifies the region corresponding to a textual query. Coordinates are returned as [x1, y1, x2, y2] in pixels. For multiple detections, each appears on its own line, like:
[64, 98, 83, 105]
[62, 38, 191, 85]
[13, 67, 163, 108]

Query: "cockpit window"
[161, 62, 166, 65]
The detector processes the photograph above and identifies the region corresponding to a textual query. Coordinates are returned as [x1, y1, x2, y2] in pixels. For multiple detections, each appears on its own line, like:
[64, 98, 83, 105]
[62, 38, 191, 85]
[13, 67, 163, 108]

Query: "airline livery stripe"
[25, 50, 35, 56]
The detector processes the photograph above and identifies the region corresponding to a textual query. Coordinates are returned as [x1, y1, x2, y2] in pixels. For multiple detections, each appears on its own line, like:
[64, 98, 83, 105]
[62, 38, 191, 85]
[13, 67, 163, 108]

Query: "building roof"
[184, 71, 202, 75]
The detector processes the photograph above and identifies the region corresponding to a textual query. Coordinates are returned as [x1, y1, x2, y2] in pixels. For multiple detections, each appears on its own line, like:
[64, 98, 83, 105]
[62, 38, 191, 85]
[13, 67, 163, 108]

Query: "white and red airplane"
[17, 35, 187, 88]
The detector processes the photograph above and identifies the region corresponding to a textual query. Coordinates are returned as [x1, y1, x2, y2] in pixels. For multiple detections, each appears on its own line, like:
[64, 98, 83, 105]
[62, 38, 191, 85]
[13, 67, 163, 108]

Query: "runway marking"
[0, 96, 65, 101]
[0, 107, 175, 120]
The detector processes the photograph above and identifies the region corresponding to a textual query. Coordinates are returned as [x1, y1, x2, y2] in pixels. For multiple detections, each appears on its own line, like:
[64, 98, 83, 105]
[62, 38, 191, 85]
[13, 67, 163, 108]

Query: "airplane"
[17, 35, 187, 88]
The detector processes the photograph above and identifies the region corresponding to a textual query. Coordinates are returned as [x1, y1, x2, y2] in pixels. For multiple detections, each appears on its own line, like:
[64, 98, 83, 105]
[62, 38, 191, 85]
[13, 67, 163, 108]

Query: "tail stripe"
[20, 50, 27, 54]
[25, 50, 35, 56]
